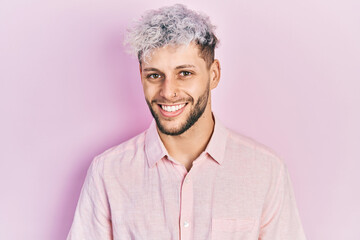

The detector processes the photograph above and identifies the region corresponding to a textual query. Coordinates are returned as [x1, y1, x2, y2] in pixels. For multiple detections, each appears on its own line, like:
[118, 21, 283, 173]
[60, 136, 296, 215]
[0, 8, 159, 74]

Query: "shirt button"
[183, 221, 190, 228]
[185, 178, 191, 184]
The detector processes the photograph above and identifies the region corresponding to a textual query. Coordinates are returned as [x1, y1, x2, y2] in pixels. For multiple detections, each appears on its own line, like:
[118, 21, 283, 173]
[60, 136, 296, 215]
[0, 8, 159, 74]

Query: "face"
[140, 43, 219, 136]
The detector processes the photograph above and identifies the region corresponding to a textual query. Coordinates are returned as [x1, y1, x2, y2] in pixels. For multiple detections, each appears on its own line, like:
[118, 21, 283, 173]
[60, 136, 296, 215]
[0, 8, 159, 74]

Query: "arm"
[67, 157, 113, 240]
[259, 163, 307, 240]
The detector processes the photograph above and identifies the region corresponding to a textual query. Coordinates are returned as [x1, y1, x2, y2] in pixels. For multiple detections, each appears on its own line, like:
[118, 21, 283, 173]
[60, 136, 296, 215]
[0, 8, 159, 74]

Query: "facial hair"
[146, 84, 210, 136]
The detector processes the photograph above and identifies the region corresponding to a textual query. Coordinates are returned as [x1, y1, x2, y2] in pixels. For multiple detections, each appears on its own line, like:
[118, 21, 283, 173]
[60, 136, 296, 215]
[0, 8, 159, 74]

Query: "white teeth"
[161, 104, 185, 112]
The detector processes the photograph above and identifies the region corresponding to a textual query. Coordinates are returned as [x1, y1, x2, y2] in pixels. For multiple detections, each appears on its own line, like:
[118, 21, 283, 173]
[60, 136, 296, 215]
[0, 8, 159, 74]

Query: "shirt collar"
[145, 120, 169, 168]
[145, 114, 228, 168]
[205, 115, 228, 165]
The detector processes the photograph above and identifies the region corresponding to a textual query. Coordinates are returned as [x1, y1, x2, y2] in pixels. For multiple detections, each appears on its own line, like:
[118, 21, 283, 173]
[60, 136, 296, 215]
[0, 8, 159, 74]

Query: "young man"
[67, 4, 306, 240]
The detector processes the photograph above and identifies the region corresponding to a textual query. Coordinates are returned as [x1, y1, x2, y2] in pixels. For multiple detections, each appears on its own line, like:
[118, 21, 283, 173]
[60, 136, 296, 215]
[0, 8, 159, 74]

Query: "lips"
[158, 103, 187, 117]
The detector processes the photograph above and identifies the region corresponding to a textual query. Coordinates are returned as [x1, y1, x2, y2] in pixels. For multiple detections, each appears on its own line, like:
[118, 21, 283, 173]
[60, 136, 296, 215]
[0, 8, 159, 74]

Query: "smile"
[161, 103, 186, 112]
[158, 103, 187, 118]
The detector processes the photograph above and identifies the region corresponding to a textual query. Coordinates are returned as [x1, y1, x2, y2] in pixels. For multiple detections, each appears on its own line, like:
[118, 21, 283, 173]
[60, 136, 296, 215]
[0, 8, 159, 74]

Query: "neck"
[157, 107, 215, 171]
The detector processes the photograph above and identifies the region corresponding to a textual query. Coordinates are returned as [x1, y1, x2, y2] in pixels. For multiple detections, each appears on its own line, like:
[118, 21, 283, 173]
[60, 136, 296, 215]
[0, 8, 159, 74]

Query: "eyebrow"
[175, 64, 196, 70]
[142, 68, 160, 72]
[142, 64, 196, 72]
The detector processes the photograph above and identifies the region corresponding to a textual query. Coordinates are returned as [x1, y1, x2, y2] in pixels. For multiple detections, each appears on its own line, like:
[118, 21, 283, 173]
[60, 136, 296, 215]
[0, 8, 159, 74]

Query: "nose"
[159, 76, 178, 99]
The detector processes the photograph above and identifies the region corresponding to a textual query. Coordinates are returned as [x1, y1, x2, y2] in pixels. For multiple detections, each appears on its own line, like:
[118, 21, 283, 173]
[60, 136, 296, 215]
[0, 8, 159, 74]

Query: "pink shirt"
[67, 117, 306, 240]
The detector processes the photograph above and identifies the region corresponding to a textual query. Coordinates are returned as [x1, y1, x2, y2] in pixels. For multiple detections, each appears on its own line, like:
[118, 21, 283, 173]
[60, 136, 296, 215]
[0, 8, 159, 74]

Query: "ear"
[209, 59, 221, 90]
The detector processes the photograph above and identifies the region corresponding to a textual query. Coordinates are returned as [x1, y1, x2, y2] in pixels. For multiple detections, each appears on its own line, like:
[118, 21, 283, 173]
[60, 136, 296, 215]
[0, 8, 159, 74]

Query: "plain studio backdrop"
[0, 0, 359, 239]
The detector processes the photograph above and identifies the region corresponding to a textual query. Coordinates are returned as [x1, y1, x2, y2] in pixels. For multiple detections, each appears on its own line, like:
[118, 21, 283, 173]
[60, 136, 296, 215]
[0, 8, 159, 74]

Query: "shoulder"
[99, 131, 146, 159]
[226, 127, 285, 169]
[224, 127, 287, 193]
[89, 130, 147, 177]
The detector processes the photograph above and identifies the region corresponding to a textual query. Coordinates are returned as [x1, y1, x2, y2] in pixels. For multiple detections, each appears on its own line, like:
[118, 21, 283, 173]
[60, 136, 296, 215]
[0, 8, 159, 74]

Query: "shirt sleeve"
[67, 157, 113, 240]
[259, 162, 307, 240]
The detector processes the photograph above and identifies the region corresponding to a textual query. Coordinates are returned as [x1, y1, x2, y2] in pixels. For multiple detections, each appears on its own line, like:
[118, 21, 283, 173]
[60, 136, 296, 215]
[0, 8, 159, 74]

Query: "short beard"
[146, 85, 210, 136]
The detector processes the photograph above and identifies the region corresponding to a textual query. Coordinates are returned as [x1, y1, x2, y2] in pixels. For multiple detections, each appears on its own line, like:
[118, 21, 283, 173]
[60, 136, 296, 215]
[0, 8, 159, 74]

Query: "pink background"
[1, 0, 359, 239]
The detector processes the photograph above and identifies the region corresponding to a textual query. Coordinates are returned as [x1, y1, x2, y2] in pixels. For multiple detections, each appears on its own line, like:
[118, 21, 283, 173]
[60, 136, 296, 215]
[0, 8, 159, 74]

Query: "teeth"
[161, 104, 185, 112]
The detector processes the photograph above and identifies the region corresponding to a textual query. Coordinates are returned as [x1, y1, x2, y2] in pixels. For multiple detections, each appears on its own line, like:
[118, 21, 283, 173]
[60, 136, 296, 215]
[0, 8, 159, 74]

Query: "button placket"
[179, 175, 193, 240]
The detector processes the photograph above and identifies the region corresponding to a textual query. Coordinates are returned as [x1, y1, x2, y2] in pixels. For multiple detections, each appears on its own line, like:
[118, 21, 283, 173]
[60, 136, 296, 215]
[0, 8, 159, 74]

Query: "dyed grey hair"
[124, 4, 219, 67]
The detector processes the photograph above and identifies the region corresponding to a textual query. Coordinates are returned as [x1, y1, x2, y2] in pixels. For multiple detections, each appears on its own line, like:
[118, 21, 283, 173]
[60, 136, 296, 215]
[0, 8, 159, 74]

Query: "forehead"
[141, 43, 206, 70]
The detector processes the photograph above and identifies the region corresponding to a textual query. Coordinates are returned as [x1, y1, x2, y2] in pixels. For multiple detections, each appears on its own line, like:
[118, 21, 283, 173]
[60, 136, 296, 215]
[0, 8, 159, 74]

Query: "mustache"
[151, 96, 194, 105]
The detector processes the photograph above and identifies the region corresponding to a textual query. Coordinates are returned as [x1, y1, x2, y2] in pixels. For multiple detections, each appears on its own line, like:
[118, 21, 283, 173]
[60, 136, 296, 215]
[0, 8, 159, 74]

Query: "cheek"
[185, 79, 209, 96]
[142, 83, 158, 99]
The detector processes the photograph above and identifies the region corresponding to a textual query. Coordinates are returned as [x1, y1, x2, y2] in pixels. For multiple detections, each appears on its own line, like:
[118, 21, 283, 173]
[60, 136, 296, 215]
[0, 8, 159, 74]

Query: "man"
[67, 4, 306, 240]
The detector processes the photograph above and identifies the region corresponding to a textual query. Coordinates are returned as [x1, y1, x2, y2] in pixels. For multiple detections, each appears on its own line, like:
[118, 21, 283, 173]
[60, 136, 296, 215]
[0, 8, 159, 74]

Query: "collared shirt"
[67, 117, 306, 240]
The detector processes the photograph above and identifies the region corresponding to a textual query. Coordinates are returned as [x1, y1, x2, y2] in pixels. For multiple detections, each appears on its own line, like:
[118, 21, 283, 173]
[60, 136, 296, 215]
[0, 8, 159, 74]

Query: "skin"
[140, 42, 221, 172]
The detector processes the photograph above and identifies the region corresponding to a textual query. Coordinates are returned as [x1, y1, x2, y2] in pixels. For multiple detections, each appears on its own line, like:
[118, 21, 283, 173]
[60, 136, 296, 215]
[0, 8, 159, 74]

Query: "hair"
[124, 4, 219, 68]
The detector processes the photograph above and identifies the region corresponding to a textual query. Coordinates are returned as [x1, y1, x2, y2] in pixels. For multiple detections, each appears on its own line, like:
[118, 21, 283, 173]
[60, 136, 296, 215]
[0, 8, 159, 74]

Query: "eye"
[147, 73, 161, 79]
[179, 71, 192, 77]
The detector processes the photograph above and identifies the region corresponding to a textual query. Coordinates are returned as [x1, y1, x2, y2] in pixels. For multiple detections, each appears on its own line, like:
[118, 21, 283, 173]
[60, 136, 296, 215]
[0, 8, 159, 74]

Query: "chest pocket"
[211, 218, 257, 240]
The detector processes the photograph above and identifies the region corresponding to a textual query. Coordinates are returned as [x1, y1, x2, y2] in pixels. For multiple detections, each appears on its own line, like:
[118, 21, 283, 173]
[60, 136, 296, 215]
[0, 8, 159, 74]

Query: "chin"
[156, 115, 190, 136]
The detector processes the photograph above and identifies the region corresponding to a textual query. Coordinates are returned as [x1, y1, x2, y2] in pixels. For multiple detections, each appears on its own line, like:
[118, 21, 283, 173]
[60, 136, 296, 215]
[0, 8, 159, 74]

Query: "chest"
[107, 158, 267, 240]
